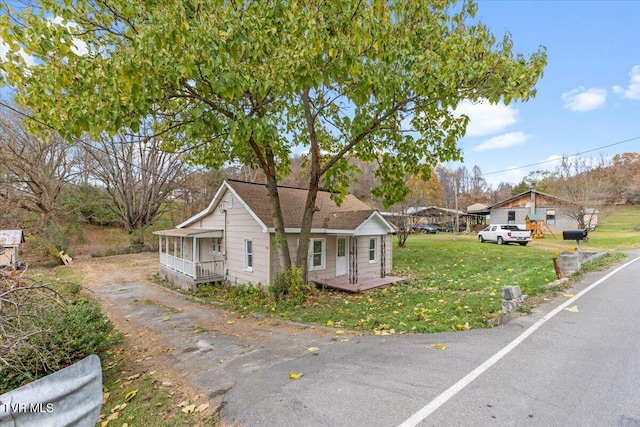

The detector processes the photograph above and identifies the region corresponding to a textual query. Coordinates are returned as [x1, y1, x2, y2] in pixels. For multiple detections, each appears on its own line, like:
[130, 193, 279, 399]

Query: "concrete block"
[501, 286, 523, 300]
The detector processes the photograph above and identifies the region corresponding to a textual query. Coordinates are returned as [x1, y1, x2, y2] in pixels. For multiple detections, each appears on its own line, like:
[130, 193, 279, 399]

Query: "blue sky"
[455, 0, 640, 187]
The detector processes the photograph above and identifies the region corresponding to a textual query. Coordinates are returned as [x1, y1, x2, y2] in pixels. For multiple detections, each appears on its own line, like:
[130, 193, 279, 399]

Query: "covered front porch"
[153, 228, 225, 290]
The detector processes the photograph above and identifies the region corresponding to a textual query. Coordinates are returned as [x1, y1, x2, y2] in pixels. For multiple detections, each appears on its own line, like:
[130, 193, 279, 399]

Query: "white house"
[154, 180, 398, 291]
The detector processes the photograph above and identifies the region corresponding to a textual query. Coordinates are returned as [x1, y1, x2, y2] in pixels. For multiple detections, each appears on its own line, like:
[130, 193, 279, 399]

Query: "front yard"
[193, 233, 621, 334]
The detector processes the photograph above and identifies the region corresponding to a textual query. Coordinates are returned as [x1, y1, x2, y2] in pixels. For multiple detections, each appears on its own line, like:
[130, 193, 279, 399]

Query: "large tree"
[83, 124, 188, 243]
[0, 106, 78, 229]
[1, 0, 546, 280]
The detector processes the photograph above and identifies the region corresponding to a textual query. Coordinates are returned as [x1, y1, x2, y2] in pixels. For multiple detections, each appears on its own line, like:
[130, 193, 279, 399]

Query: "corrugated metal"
[0, 231, 24, 246]
[0, 355, 102, 427]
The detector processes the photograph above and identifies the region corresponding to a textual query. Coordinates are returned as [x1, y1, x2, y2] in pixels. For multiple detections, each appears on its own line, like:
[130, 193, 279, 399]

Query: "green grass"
[192, 234, 573, 334]
[184, 205, 640, 334]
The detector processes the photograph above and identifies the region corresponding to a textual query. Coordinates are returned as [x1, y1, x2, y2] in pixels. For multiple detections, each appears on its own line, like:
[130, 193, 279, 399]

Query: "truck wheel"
[497, 236, 504, 245]
[519, 242, 528, 246]
[478, 235, 485, 243]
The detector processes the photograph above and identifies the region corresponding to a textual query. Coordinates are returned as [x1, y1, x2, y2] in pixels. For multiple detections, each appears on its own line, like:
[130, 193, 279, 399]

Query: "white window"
[210, 238, 222, 255]
[244, 239, 253, 271]
[309, 238, 325, 270]
[226, 192, 233, 209]
[369, 238, 377, 263]
[546, 209, 556, 225]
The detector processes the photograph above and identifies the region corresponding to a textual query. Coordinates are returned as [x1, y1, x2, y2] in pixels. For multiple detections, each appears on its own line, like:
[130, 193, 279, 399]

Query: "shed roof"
[488, 189, 568, 210]
[0, 230, 24, 246]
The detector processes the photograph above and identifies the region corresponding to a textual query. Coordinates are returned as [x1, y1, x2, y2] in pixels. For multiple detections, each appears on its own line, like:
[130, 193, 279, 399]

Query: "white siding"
[222, 190, 270, 285]
[306, 234, 337, 282]
[355, 214, 393, 236]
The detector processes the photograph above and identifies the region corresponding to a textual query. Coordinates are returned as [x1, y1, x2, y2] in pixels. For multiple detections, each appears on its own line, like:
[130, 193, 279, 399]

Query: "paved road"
[86, 252, 640, 427]
[222, 253, 640, 427]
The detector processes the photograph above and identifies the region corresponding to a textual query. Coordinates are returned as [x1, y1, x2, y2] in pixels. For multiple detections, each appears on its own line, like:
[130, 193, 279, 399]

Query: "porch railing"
[160, 253, 224, 279]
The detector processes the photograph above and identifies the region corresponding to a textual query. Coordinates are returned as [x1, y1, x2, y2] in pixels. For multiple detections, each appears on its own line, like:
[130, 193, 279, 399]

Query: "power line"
[481, 135, 640, 176]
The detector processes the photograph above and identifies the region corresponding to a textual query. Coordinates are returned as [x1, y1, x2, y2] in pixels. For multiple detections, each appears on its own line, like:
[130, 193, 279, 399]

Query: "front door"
[336, 237, 348, 276]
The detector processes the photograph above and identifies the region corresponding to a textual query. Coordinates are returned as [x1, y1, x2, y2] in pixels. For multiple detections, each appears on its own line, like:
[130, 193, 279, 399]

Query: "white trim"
[368, 237, 377, 263]
[209, 237, 222, 255]
[178, 181, 268, 232]
[244, 239, 253, 272]
[309, 238, 326, 271]
[336, 236, 348, 276]
[354, 211, 396, 235]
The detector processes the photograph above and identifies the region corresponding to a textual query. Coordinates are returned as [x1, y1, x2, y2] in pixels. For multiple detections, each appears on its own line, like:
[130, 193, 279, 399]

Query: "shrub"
[0, 282, 120, 393]
[268, 267, 310, 306]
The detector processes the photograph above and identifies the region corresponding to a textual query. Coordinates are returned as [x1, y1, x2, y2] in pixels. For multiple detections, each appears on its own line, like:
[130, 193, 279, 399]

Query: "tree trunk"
[295, 176, 320, 282]
[264, 152, 292, 272]
[295, 88, 322, 282]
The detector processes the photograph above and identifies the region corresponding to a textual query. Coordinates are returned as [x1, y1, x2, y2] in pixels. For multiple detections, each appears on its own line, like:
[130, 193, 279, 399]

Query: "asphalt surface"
[90, 251, 640, 427]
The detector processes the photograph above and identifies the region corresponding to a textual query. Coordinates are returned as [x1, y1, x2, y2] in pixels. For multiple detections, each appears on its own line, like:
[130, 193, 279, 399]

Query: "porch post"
[380, 235, 386, 278]
[349, 236, 358, 284]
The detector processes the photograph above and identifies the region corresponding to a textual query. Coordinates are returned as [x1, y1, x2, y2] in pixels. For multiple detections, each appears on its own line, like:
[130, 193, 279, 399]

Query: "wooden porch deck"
[313, 275, 405, 293]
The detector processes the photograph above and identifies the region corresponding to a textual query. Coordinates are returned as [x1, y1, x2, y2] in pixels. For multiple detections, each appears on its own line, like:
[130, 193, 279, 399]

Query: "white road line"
[399, 255, 640, 427]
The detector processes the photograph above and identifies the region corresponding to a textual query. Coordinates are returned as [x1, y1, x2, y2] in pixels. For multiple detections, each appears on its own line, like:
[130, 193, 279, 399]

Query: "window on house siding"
[309, 238, 325, 270]
[244, 239, 253, 271]
[210, 238, 222, 254]
[546, 209, 556, 225]
[369, 238, 377, 263]
[507, 210, 516, 224]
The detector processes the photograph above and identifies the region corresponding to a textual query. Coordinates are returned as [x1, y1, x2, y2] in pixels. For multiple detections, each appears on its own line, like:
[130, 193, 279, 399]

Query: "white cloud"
[562, 87, 607, 112]
[0, 40, 8, 59]
[454, 99, 520, 137]
[0, 38, 37, 68]
[613, 65, 640, 100]
[473, 131, 531, 152]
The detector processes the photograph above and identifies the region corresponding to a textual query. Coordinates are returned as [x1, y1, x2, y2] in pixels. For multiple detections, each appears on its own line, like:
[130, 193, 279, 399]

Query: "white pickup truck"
[478, 224, 532, 246]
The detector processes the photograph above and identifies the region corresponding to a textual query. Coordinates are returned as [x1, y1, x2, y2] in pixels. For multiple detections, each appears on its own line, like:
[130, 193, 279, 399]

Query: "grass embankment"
[195, 234, 579, 334]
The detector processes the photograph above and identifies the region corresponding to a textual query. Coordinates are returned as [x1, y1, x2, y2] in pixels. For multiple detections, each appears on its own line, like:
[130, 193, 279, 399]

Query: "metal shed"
[0, 229, 25, 267]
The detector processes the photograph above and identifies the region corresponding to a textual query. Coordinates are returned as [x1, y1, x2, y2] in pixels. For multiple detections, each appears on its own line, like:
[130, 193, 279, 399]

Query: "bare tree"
[546, 156, 613, 229]
[172, 167, 226, 224]
[0, 106, 78, 229]
[84, 122, 187, 244]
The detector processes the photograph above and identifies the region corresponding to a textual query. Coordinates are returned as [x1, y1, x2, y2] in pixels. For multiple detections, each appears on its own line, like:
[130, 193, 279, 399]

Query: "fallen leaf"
[161, 381, 173, 387]
[430, 344, 448, 350]
[195, 403, 209, 413]
[455, 322, 471, 330]
[161, 316, 170, 322]
[562, 294, 574, 298]
[307, 347, 319, 352]
[110, 403, 127, 413]
[124, 389, 138, 402]
[564, 305, 579, 312]
[289, 371, 303, 379]
[181, 404, 196, 414]
[227, 320, 234, 324]
[326, 320, 334, 327]
[335, 330, 344, 335]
